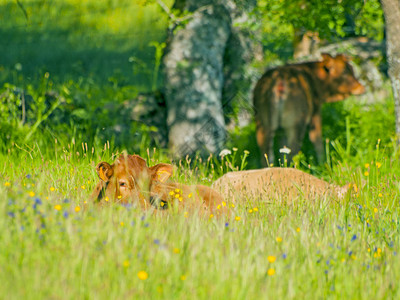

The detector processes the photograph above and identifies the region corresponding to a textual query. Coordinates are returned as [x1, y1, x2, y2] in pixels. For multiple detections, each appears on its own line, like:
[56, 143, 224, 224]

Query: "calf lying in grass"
[91, 154, 225, 213]
[212, 167, 348, 204]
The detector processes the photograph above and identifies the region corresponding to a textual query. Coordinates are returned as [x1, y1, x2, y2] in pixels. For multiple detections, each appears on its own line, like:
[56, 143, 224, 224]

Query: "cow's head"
[319, 53, 365, 102]
[92, 154, 174, 206]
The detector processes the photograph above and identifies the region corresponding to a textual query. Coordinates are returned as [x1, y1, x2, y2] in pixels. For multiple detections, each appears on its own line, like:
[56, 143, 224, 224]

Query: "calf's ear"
[321, 53, 334, 68]
[150, 163, 173, 183]
[96, 162, 113, 182]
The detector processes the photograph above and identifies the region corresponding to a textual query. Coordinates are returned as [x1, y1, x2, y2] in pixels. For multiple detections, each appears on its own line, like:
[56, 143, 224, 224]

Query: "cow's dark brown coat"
[254, 53, 365, 165]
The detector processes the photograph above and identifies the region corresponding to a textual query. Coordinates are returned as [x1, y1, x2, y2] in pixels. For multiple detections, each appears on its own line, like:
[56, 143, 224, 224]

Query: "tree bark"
[163, 1, 231, 158]
[381, 0, 400, 141]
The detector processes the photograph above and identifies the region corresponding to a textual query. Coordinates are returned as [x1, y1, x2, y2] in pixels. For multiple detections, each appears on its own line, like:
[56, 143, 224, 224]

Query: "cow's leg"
[256, 121, 274, 167]
[309, 112, 324, 163]
[283, 123, 307, 163]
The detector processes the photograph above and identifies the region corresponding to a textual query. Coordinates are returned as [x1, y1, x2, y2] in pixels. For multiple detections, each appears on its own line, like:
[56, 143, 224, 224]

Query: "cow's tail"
[271, 76, 288, 129]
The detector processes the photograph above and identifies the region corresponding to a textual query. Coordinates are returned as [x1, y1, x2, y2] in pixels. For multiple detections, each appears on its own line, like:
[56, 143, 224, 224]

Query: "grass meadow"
[2, 0, 399, 299]
[1, 138, 400, 299]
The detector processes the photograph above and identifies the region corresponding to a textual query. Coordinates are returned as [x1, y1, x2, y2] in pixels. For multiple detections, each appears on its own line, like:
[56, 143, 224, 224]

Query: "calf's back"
[212, 168, 347, 203]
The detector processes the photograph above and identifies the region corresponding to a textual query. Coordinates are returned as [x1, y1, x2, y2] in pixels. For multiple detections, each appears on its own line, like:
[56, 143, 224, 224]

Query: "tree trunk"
[381, 0, 400, 141]
[293, 29, 320, 59]
[163, 1, 231, 158]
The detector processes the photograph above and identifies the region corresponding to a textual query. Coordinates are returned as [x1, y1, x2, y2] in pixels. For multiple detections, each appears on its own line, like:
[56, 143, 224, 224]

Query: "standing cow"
[254, 53, 365, 165]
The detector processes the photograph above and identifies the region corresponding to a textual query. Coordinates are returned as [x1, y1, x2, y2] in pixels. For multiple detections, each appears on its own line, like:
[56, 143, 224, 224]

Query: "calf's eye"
[119, 182, 127, 187]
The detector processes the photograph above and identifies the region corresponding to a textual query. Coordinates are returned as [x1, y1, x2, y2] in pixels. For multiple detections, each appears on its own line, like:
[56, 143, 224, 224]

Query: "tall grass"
[1, 139, 400, 299]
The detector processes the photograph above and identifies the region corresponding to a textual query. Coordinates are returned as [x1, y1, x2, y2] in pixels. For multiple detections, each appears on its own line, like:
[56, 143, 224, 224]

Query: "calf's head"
[92, 154, 173, 206]
[319, 53, 365, 101]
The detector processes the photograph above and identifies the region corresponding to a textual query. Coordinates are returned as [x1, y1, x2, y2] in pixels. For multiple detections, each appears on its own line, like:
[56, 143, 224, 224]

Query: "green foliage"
[251, 0, 385, 66]
[257, 0, 384, 40]
[322, 94, 396, 163]
[0, 0, 173, 152]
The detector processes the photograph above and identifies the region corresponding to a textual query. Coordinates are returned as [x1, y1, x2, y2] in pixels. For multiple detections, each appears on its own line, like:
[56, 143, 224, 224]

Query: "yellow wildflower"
[235, 216, 241, 221]
[364, 171, 369, 176]
[296, 227, 301, 232]
[120, 222, 124, 226]
[378, 193, 383, 197]
[75, 206, 81, 212]
[231, 204, 235, 208]
[248, 209, 253, 213]
[373, 207, 378, 213]
[267, 268, 275, 276]
[28, 191, 35, 197]
[137, 271, 148, 280]
[50, 187, 55, 192]
[4, 182, 11, 187]
[54, 204, 62, 211]
[117, 195, 122, 199]
[365, 163, 370, 168]
[179, 197, 183, 202]
[188, 193, 193, 198]
[123, 260, 130, 268]
[267, 256, 276, 263]
[209, 214, 214, 219]
[81, 185, 85, 189]
[173, 248, 180, 254]
[276, 237, 282, 243]
[105, 196, 109, 202]
[175, 189, 180, 193]
[217, 205, 221, 210]
[376, 162, 382, 168]
[253, 207, 258, 212]
[169, 191, 174, 196]
[222, 201, 226, 206]
[175, 194, 180, 199]
[180, 275, 186, 281]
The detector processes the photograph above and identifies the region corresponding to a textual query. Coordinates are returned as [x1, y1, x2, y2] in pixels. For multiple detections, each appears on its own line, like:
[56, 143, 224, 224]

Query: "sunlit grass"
[1, 142, 400, 299]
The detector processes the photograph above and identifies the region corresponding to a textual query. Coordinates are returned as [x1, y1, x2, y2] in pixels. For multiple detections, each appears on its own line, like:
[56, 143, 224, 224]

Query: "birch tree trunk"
[381, 0, 400, 141]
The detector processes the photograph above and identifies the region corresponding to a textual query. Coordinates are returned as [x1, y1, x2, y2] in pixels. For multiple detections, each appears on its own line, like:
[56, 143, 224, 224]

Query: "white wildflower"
[279, 146, 291, 154]
[219, 149, 232, 157]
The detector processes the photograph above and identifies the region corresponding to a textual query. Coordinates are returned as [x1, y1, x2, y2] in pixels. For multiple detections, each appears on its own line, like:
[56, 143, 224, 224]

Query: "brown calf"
[254, 53, 365, 165]
[212, 167, 348, 204]
[91, 154, 224, 213]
